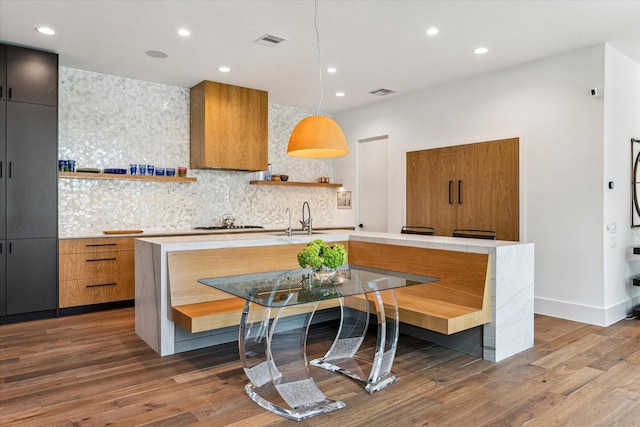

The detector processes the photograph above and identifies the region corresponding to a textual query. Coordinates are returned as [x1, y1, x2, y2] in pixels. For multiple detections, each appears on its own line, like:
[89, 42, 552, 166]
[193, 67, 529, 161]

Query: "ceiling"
[0, 0, 638, 113]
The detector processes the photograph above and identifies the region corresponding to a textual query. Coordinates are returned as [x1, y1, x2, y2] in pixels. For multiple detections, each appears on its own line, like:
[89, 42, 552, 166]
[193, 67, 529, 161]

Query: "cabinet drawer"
[59, 251, 133, 281]
[59, 237, 134, 254]
[59, 277, 134, 308]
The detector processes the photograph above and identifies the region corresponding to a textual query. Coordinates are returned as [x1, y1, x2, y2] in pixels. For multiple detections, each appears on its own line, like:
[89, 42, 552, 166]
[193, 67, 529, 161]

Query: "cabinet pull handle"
[8, 87, 11, 100]
[86, 257, 117, 262]
[86, 243, 117, 247]
[458, 180, 462, 204]
[86, 282, 117, 288]
[8, 242, 12, 253]
[0, 242, 2, 254]
[0, 86, 3, 99]
[0, 161, 3, 178]
[8, 162, 11, 179]
[448, 181, 453, 204]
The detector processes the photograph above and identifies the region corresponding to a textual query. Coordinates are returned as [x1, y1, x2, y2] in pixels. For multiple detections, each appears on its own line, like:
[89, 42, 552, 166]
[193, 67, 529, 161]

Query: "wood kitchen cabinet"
[190, 80, 268, 171]
[406, 138, 519, 241]
[59, 237, 135, 308]
[0, 44, 58, 323]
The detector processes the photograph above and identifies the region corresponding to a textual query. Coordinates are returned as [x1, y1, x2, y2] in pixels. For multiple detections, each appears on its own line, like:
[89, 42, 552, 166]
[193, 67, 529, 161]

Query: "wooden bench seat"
[167, 240, 491, 336]
[172, 299, 245, 333]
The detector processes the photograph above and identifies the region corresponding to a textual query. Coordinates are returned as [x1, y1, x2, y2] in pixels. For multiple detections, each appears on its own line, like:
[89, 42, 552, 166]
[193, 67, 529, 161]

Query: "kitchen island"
[135, 230, 534, 362]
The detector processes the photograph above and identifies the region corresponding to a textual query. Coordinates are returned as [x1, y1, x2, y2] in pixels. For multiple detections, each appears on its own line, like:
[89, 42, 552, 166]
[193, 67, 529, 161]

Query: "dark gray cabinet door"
[0, 45, 6, 101]
[6, 238, 57, 315]
[0, 241, 5, 316]
[0, 101, 5, 239]
[5, 45, 58, 106]
[6, 102, 57, 239]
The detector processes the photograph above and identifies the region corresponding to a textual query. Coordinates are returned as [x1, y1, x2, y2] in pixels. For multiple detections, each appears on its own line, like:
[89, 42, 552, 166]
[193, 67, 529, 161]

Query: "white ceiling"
[0, 0, 638, 113]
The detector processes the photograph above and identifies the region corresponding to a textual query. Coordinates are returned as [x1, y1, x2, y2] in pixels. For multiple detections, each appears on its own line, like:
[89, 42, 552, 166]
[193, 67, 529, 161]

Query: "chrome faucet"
[301, 201, 312, 236]
[285, 208, 292, 237]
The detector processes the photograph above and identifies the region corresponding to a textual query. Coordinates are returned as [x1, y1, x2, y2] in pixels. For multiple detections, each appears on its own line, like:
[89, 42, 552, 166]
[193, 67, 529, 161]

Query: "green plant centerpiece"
[297, 239, 347, 282]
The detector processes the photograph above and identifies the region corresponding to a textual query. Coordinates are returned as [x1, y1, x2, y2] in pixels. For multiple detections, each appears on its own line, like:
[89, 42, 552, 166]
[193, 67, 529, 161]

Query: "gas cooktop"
[193, 225, 264, 230]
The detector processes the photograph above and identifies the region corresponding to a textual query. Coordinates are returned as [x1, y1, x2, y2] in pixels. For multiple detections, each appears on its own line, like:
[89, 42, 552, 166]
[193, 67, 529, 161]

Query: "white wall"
[604, 45, 640, 323]
[334, 44, 640, 326]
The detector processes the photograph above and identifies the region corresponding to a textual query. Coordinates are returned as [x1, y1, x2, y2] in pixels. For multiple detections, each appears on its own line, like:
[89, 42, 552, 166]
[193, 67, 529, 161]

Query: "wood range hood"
[189, 80, 268, 172]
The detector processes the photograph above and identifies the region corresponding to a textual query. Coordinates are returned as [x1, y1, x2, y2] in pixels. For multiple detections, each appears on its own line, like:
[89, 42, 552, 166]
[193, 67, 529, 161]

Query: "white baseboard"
[534, 296, 635, 326]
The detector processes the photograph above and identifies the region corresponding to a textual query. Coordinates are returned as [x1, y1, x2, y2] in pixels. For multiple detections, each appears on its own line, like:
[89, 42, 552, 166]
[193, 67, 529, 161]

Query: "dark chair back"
[452, 229, 496, 240]
[401, 226, 435, 236]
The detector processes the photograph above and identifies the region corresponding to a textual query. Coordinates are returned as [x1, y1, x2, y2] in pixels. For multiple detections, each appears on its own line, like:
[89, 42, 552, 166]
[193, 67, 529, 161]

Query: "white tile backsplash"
[58, 67, 342, 236]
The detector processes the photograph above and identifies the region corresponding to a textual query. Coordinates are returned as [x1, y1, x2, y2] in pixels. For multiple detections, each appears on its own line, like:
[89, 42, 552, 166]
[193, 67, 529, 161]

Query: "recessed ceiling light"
[35, 26, 55, 35]
[327, 67, 337, 73]
[426, 27, 439, 36]
[178, 29, 191, 37]
[146, 50, 168, 59]
[336, 92, 345, 97]
[218, 66, 231, 73]
[473, 47, 488, 55]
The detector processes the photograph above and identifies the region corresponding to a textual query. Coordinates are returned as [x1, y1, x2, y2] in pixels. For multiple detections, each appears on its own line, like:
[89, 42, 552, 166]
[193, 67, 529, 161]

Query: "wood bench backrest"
[347, 241, 489, 309]
[167, 242, 347, 307]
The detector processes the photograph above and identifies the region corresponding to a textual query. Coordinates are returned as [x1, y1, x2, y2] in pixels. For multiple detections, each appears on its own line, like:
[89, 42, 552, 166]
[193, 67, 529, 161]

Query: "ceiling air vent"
[369, 88, 396, 96]
[255, 34, 287, 47]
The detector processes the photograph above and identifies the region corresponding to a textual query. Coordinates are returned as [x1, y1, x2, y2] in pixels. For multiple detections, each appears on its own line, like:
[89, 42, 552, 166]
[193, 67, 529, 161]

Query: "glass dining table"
[199, 263, 439, 421]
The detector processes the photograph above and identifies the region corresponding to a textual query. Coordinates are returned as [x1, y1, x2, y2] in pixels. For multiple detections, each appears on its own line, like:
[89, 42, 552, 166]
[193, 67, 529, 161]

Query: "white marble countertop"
[136, 229, 527, 253]
[133, 229, 523, 250]
[59, 226, 354, 240]
[137, 229, 353, 251]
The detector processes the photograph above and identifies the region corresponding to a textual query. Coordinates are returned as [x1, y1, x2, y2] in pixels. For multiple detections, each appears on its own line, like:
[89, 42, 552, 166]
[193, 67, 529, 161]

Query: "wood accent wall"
[407, 137, 519, 241]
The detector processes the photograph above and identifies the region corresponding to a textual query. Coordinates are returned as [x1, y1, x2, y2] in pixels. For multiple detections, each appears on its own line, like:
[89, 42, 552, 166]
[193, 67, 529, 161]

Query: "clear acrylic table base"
[238, 297, 345, 421]
[311, 278, 400, 394]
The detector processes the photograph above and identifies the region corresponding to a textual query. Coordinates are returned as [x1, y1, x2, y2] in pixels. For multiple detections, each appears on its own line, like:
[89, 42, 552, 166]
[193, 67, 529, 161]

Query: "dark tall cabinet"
[0, 44, 58, 322]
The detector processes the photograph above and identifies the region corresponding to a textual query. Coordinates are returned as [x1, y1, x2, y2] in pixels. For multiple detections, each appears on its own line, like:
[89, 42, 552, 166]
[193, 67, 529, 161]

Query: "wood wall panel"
[456, 138, 519, 241]
[406, 146, 456, 235]
[406, 138, 519, 241]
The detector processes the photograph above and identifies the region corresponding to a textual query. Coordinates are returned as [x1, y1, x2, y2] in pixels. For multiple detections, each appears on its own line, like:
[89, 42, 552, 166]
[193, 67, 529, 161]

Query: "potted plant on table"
[297, 239, 347, 281]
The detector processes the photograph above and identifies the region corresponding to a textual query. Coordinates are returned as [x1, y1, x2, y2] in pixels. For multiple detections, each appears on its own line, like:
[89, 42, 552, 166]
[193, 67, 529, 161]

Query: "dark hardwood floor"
[1, 308, 640, 426]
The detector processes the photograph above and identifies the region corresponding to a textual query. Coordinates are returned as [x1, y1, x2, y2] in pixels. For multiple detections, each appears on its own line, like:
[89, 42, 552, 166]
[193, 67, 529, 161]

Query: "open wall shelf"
[59, 172, 197, 183]
[249, 180, 342, 188]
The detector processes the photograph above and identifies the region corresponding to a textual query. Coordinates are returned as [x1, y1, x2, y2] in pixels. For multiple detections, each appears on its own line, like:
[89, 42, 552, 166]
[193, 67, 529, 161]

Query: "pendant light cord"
[314, 0, 323, 116]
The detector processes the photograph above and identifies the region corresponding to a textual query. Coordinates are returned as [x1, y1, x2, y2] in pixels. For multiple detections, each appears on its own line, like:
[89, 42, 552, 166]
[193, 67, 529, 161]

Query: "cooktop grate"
[193, 225, 264, 230]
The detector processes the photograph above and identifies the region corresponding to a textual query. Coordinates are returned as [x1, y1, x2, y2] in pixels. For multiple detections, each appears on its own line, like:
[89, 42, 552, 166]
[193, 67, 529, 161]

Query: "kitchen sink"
[269, 231, 326, 236]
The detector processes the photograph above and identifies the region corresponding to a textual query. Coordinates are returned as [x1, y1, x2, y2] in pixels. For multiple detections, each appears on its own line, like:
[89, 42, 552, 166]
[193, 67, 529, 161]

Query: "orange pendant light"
[287, 115, 349, 158]
[287, 0, 349, 159]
